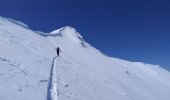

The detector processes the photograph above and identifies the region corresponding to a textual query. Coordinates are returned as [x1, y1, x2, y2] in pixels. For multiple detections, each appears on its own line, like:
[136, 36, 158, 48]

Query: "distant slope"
[0, 16, 170, 100]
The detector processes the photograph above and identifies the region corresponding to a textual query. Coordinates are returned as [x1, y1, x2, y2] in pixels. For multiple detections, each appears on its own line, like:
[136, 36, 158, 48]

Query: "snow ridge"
[0, 16, 29, 29]
[1, 16, 170, 100]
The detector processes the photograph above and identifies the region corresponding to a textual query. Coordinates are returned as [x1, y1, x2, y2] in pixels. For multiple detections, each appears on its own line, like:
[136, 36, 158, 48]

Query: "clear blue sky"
[0, 0, 170, 70]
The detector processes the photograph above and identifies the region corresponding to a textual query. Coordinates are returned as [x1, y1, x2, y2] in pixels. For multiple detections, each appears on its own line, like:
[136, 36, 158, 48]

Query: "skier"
[56, 47, 61, 56]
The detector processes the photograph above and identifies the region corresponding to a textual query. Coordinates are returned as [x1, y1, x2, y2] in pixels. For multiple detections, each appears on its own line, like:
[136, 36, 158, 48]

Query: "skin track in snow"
[47, 56, 58, 100]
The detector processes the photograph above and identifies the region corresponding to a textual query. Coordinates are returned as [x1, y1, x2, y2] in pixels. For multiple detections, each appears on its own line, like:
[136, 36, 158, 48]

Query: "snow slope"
[0, 16, 170, 100]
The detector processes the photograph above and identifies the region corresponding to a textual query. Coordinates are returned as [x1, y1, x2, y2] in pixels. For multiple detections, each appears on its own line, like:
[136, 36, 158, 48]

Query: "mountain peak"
[50, 26, 87, 47]
[50, 26, 82, 38]
[50, 26, 75, 33]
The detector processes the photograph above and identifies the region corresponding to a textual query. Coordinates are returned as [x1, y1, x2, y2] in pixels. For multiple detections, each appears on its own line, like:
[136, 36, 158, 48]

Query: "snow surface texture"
[0, 16, 170, 100]
[47, 56, 58, 100]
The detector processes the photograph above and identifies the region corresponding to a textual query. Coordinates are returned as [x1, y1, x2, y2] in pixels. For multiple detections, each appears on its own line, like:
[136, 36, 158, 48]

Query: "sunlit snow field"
[0, 16, 170, 100]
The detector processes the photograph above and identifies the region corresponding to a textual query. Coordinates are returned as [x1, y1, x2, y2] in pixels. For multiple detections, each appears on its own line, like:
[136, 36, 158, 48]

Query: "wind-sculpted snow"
[0, 16, 29, 29]
[0, 16, 170, 100]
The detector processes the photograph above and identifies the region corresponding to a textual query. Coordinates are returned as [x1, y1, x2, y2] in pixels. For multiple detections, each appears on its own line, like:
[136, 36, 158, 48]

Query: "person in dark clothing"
[56, 47, 61, 56]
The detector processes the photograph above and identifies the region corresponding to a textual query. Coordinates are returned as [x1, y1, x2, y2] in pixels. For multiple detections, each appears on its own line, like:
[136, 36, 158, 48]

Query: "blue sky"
[0, 0, 170, 70]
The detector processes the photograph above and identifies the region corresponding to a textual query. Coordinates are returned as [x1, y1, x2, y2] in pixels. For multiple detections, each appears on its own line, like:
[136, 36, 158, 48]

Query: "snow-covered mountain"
[0, 16, 170, 100]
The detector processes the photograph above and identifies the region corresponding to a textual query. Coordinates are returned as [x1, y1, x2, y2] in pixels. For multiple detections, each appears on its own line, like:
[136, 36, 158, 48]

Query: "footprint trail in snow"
[47, 56, 59, 100]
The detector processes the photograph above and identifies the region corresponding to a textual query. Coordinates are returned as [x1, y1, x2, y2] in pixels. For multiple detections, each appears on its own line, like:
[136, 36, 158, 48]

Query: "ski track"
[47, 56, 58, 100]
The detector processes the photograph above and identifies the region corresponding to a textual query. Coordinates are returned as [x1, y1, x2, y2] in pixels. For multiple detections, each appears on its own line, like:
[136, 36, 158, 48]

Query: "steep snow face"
[0, 17, 170, 100]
